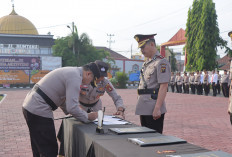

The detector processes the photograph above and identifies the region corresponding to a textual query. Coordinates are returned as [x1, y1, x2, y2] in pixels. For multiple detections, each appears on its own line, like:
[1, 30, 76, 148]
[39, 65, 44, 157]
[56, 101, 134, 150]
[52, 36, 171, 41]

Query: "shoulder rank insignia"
[105, 83, 113, 92]
[160, 63, 167, 73]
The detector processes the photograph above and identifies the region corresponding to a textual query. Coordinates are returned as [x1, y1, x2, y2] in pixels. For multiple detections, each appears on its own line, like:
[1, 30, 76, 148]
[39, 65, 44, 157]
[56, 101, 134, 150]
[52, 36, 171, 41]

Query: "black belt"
[33, 85, 58, 111]
[79, 100, 99, 108]
[137, 88, 159, 95]
[137, 88, 159, 100]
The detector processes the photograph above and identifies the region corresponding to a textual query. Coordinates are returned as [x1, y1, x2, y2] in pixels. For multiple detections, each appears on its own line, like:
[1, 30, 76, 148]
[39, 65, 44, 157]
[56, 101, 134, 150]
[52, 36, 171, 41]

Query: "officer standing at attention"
[228, 59, 232, 125]
[22, 62, 100, 157]
[177, 72, 183, 93]
[134, 34, 171, 134]
[203, 70, 210, 96]
[183, 72, 189, 94]
[217, 71, 221, 94]
[221, 70, 229, 97]
[211, 70, 218, 97]
[194, 71, 201, 95]
[170, 72, 175, 93]
[79, 60, 125, 118]
[189, 72, 195, 94]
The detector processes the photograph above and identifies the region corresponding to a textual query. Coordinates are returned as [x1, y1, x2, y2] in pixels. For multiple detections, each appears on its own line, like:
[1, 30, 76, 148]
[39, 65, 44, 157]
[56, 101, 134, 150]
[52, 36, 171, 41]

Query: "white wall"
[41, 56, 62, 70]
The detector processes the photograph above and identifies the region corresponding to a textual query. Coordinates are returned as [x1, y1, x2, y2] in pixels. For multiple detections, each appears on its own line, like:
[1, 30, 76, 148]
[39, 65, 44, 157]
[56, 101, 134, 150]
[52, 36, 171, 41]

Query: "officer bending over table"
[79, 60, 125, 118]
[22, 62, 101, 157]
[134, 34, 171, 134]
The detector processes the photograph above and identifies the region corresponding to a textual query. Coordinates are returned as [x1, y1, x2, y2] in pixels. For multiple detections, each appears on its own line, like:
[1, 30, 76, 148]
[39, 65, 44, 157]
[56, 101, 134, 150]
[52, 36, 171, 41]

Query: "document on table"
[94, 115, 130, 125]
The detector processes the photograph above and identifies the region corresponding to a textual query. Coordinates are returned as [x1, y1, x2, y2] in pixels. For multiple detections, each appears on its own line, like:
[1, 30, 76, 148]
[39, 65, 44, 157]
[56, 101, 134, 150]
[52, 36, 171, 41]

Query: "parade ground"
[0, 88, 231, 156]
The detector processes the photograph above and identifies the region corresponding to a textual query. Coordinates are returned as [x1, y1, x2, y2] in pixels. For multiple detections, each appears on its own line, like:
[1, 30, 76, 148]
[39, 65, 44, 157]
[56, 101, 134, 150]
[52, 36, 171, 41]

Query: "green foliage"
[185, 0, 232, 71]
[115, 72, 129, 89]
[169, 49, 177, 72]
[109, 78, 118, 88]
[52, 28, 110, 67]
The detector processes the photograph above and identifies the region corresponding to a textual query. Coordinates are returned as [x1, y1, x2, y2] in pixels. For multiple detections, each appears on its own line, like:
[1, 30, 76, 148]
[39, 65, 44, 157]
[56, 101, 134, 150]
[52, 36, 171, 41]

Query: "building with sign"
[0, 6, 61, 87]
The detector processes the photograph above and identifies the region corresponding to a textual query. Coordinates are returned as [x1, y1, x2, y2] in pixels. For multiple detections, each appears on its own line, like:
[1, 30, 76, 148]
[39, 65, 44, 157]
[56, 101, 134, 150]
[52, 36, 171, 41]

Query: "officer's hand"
[88, 112, 98, 121]
[114, 110, 125, 119]
[153, 108, 161, 120]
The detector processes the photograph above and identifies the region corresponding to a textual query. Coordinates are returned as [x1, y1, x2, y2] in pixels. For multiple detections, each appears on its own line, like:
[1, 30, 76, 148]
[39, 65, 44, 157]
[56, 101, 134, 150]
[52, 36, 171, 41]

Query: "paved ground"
[0, 88, 231, 156]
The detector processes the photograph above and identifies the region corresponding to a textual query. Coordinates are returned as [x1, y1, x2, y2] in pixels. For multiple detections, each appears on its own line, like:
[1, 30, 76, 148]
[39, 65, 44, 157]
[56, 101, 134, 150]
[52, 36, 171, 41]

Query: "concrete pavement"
[0, 88, 231, 156]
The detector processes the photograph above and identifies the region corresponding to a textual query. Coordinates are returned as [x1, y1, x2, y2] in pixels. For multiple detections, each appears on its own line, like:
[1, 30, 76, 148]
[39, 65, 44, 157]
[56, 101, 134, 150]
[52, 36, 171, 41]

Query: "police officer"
[177, 72, 183, 93]
[79, 60, 125, 118]
[228, 60, 232, 125]
[194, 70, 201, 95]
[189, 72, 195, 94]
[217, 71, 221, 94]
[134, 34, 171, 134]
[211, 70, 218, 97]
[170, 72, 175, 93]
[221, 70, 229, 97]
[183, 72, 189, 94]
[203, 70, 210, 96]
[22, 62, 100, 157]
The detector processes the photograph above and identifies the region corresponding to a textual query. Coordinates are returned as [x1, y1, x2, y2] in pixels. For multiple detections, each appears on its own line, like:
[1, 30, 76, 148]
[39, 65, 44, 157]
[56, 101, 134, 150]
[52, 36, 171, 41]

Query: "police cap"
[134, 34, 157, 48]
[95, 60, 109, 77]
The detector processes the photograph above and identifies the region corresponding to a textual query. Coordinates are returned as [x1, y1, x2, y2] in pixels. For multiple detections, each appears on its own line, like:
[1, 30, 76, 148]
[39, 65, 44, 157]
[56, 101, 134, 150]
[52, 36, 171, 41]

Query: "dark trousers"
[22, 108, 58, 157]
[183, 84, 186, 93]
[184, 84, 189, 94]
[212, 82, 217, 96]
[195, 84, 200, 95]
[190, 84, 195, 94]
[199, 84, 203, 95]
[171, 84, 175, 93]
[216, 81, 221, 94]
[177, 85, 182, 93]
[175, 83, 179, 93]
[140, 114, 165, 134]
[203, 83, 210, 96]
[230, 113, 232, 125]
[222, 83, 229, 97]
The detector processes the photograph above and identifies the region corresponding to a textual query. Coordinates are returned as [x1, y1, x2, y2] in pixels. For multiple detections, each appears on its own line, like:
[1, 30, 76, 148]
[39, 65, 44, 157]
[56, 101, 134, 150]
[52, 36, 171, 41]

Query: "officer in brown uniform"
[194, 70, 201, 95]
[183, 72, 189, 94]
[203, 70, 210, 96]
[216, 71, 221, 94]
[79, 60, 125, 118]
[22, 62, 101, 157]
[134, 34, 171, 134]
[170, 72, 175, 93]
[177, 72, 183, 93]
[228, 59, 232, 125]
[189, 72, 195, 94]
[221, 70, 229, 97]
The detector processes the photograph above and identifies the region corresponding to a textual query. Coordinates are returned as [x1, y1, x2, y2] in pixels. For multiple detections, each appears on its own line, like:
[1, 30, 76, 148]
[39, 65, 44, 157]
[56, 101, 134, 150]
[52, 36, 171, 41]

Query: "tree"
[169, 49, 177, 72]
[53, 27, 110, 67]
[185, 0, 232, 71]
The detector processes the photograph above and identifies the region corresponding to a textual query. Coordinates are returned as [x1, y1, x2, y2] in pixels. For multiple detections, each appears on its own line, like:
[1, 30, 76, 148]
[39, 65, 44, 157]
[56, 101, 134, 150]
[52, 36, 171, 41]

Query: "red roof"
[161, 28, 186, 46]
[217, 55, 231, 70]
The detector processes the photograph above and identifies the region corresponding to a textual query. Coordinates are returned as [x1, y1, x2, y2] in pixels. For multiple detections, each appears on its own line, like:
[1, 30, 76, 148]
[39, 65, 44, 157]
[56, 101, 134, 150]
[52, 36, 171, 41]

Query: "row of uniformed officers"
[170, 70, 230, 97]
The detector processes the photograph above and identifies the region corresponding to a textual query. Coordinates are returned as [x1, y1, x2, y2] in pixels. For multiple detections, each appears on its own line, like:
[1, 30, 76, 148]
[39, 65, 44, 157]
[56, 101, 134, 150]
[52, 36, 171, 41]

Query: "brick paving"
[0, 88, 231, 156]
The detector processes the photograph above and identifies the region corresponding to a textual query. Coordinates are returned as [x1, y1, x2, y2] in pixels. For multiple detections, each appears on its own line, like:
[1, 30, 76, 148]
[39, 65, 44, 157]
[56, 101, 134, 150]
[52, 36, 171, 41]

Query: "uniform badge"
[80, 90, 86, 95]
[160, 64, 166, 73]
[105, 83, 113, 92]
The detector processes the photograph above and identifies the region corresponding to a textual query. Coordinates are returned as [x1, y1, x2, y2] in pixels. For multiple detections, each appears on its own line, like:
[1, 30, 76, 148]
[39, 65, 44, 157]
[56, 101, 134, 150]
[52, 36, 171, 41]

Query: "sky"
[0, 0, 232, 58]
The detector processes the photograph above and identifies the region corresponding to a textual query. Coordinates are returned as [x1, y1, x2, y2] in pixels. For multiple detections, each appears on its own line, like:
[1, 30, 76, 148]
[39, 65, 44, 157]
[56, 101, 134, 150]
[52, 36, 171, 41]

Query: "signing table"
[57, 116, 216, 157]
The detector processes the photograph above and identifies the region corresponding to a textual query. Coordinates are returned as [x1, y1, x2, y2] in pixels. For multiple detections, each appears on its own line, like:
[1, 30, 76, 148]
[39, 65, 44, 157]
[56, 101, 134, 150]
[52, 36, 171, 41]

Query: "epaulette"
[156, 55, 164, 59]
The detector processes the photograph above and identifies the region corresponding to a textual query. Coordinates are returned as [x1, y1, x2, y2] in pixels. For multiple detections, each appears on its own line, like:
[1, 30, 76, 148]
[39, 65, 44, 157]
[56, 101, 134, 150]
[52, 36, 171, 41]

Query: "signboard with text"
[0, 56, 40, 70]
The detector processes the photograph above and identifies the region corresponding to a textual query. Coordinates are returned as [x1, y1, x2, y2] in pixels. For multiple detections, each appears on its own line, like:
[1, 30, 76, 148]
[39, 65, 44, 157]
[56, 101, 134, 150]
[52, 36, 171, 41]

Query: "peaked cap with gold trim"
[134, 34, 157, 48]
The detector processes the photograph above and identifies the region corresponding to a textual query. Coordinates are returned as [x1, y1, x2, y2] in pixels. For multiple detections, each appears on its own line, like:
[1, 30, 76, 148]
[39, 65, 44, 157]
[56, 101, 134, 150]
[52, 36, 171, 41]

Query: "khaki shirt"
[170, 76, 175, 85]
[184, 75, 189, 85]
[229, 61, 232, 113]
[79, 78, 124, 112]
[218, 74, 221, 83]
[22, 67, 89, 123]
[189, 75, 195, 84]
[136, 51, 171, 115]
[177, 76, 183, 85]
[203, 74, 209, 84]
[194, 74, 201, 85]
[221, 74, 229, 84]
